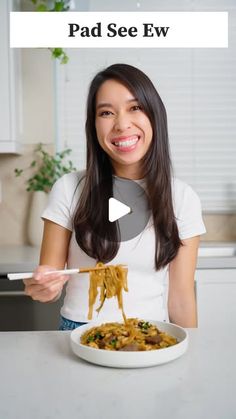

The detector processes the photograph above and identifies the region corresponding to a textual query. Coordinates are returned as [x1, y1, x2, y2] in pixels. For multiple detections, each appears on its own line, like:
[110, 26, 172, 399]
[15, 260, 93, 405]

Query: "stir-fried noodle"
[85, 263, 177, 351]
[87, 262, 128, 321]
[81, 318, 177, 351]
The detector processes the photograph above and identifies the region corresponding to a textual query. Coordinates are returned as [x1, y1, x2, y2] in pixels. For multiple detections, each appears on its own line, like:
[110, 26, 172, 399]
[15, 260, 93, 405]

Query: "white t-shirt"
[42, 171, 206, 323]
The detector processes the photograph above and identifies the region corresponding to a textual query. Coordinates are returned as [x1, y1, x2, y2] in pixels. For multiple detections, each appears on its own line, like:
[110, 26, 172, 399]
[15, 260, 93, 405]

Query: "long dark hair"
[73, 63, 182, 269]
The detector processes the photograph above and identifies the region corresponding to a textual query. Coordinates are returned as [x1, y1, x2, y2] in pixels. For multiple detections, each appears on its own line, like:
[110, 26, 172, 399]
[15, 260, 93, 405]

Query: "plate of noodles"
[70, 318, 188, 368]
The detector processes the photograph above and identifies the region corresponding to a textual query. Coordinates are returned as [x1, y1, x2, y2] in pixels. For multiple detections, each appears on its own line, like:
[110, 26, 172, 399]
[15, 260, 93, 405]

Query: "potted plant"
[15, 143, 76, 245]
[29, 0, 72, 64]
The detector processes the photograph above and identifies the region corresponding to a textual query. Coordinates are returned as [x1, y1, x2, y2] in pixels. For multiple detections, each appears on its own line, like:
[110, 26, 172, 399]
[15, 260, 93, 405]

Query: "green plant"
[30, 0, 70, 64]
[15, 143, 76, 193]
[31, 0, 71, 12]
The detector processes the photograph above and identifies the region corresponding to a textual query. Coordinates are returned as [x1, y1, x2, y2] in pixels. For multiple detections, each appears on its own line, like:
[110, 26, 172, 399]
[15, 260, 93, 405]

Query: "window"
[55, 3, 236, 213]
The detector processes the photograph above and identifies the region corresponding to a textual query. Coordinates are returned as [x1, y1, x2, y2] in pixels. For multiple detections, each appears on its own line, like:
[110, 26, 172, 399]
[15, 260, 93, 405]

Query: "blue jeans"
[59, 315, 87, 331]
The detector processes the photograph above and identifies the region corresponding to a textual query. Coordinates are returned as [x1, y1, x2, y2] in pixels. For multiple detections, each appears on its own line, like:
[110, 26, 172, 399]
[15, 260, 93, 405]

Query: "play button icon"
[108, 198, 131, 222]
[110, 177, 151, 241]
[88, 176, 151, 242]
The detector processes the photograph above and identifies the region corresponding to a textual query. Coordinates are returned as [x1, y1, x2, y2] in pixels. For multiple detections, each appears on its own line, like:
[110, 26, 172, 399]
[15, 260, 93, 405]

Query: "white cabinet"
[196, 269, 236, 328]
[0, 0, 22, 153]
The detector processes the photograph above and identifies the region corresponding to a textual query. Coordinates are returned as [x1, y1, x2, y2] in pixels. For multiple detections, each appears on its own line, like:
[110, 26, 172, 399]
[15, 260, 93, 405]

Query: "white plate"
[70, 320, 188, 368]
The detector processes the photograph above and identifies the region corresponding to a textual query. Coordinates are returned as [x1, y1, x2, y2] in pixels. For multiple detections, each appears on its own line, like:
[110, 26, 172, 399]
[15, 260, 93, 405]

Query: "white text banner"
[10, 12, 228, 48]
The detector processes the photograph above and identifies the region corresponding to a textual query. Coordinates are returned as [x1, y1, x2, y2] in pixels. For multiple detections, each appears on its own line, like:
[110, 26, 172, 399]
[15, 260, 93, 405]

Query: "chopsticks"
[7, 265, 128, 280]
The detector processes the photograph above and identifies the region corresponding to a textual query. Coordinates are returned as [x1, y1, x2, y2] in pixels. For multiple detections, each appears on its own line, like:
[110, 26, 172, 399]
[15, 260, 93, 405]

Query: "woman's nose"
[114, 113, 132, 132]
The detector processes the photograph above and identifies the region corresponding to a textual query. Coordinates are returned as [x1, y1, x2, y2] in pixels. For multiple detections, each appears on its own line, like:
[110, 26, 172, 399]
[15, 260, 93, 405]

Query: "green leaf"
[110, 338, 117, 348]
[36, 4, 48, 11]
[52, 48, 63, 58]
[50, 48, 69, 64]
[60, 54, 69, 64]
[14, 168, 23, 176]
[30, 1, 70, 63]
[14, 143, 76, 192]
[53, 1, 65, 12]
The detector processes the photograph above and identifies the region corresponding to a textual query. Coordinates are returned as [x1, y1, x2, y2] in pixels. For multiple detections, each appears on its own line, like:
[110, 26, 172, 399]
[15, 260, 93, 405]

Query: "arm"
[24, 219, 72, 303]
[39, 219, 72, 267]
[168, 236, 200, 328]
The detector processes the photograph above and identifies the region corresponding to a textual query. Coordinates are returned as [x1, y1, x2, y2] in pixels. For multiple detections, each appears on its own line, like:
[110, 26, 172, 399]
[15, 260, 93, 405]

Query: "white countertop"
[0, 327, 235, 419]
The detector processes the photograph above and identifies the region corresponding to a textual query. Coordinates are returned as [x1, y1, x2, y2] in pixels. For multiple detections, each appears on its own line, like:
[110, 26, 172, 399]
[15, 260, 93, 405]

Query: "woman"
[24, 63, 206, 329]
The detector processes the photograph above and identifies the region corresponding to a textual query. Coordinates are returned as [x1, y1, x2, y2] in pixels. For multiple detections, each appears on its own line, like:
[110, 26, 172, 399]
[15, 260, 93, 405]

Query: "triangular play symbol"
[108, 197, 131, 222]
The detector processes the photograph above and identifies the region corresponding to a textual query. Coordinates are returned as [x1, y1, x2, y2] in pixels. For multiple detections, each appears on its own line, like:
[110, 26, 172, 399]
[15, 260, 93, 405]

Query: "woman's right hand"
[23, 265, 69, 303]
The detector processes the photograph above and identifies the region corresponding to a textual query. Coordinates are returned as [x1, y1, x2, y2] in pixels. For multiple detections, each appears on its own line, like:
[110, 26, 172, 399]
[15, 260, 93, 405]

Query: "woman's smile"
[95, 79, 153, 178]
[111, 134, 140, 152]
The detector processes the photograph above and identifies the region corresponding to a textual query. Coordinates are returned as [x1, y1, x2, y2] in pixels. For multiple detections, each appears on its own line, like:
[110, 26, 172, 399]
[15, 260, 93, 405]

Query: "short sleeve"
[41, 172, 81, 231]
[173, 179, 206, 240]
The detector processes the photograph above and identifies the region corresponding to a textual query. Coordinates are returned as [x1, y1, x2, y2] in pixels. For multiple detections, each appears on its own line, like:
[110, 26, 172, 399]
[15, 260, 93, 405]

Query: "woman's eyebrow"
[96, 102, 112, 110]
[96, 98, 138, 110]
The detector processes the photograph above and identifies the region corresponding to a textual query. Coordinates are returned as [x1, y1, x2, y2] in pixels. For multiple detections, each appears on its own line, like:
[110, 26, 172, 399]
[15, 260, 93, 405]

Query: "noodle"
[84, 265, 177, 351]
[87, 262, 128, 321]
[81, 318, 178, 351]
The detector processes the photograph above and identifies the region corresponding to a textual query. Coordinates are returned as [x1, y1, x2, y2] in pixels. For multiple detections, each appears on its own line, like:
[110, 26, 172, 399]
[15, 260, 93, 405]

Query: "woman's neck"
[112, 162, 144, 180]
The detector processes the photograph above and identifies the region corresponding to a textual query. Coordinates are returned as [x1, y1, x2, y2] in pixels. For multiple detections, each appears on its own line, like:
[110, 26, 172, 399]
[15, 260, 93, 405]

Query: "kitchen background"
[0, 0, 235, 332]
[1, 0, 236, 246]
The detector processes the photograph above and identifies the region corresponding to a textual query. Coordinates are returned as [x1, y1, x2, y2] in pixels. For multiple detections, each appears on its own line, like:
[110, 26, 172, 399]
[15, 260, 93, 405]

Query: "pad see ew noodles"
[87, 262, 128, 321]
[85, 263, 177, 351]
[80, 318, 178, 351]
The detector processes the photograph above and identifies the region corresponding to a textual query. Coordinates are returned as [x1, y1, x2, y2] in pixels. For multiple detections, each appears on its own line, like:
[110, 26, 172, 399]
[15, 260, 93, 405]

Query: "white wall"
[55, 0, 236, 213]
[21, 49, 54, 145]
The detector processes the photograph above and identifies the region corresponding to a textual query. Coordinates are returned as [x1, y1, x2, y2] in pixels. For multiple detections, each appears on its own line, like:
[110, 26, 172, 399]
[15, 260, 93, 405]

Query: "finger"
[23, 278, 34, 286]
[23, 274, 52, 286]
[24, 276, 68, 297]
[33, 272, 67, 284]
[25, 278, 61, 294]
[23, 277, 44, 286]
[25, 281, 63, 302]
[35, 282, 64, 302]
[33, 265, 61, 282]
[42, 274, 69, 285]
